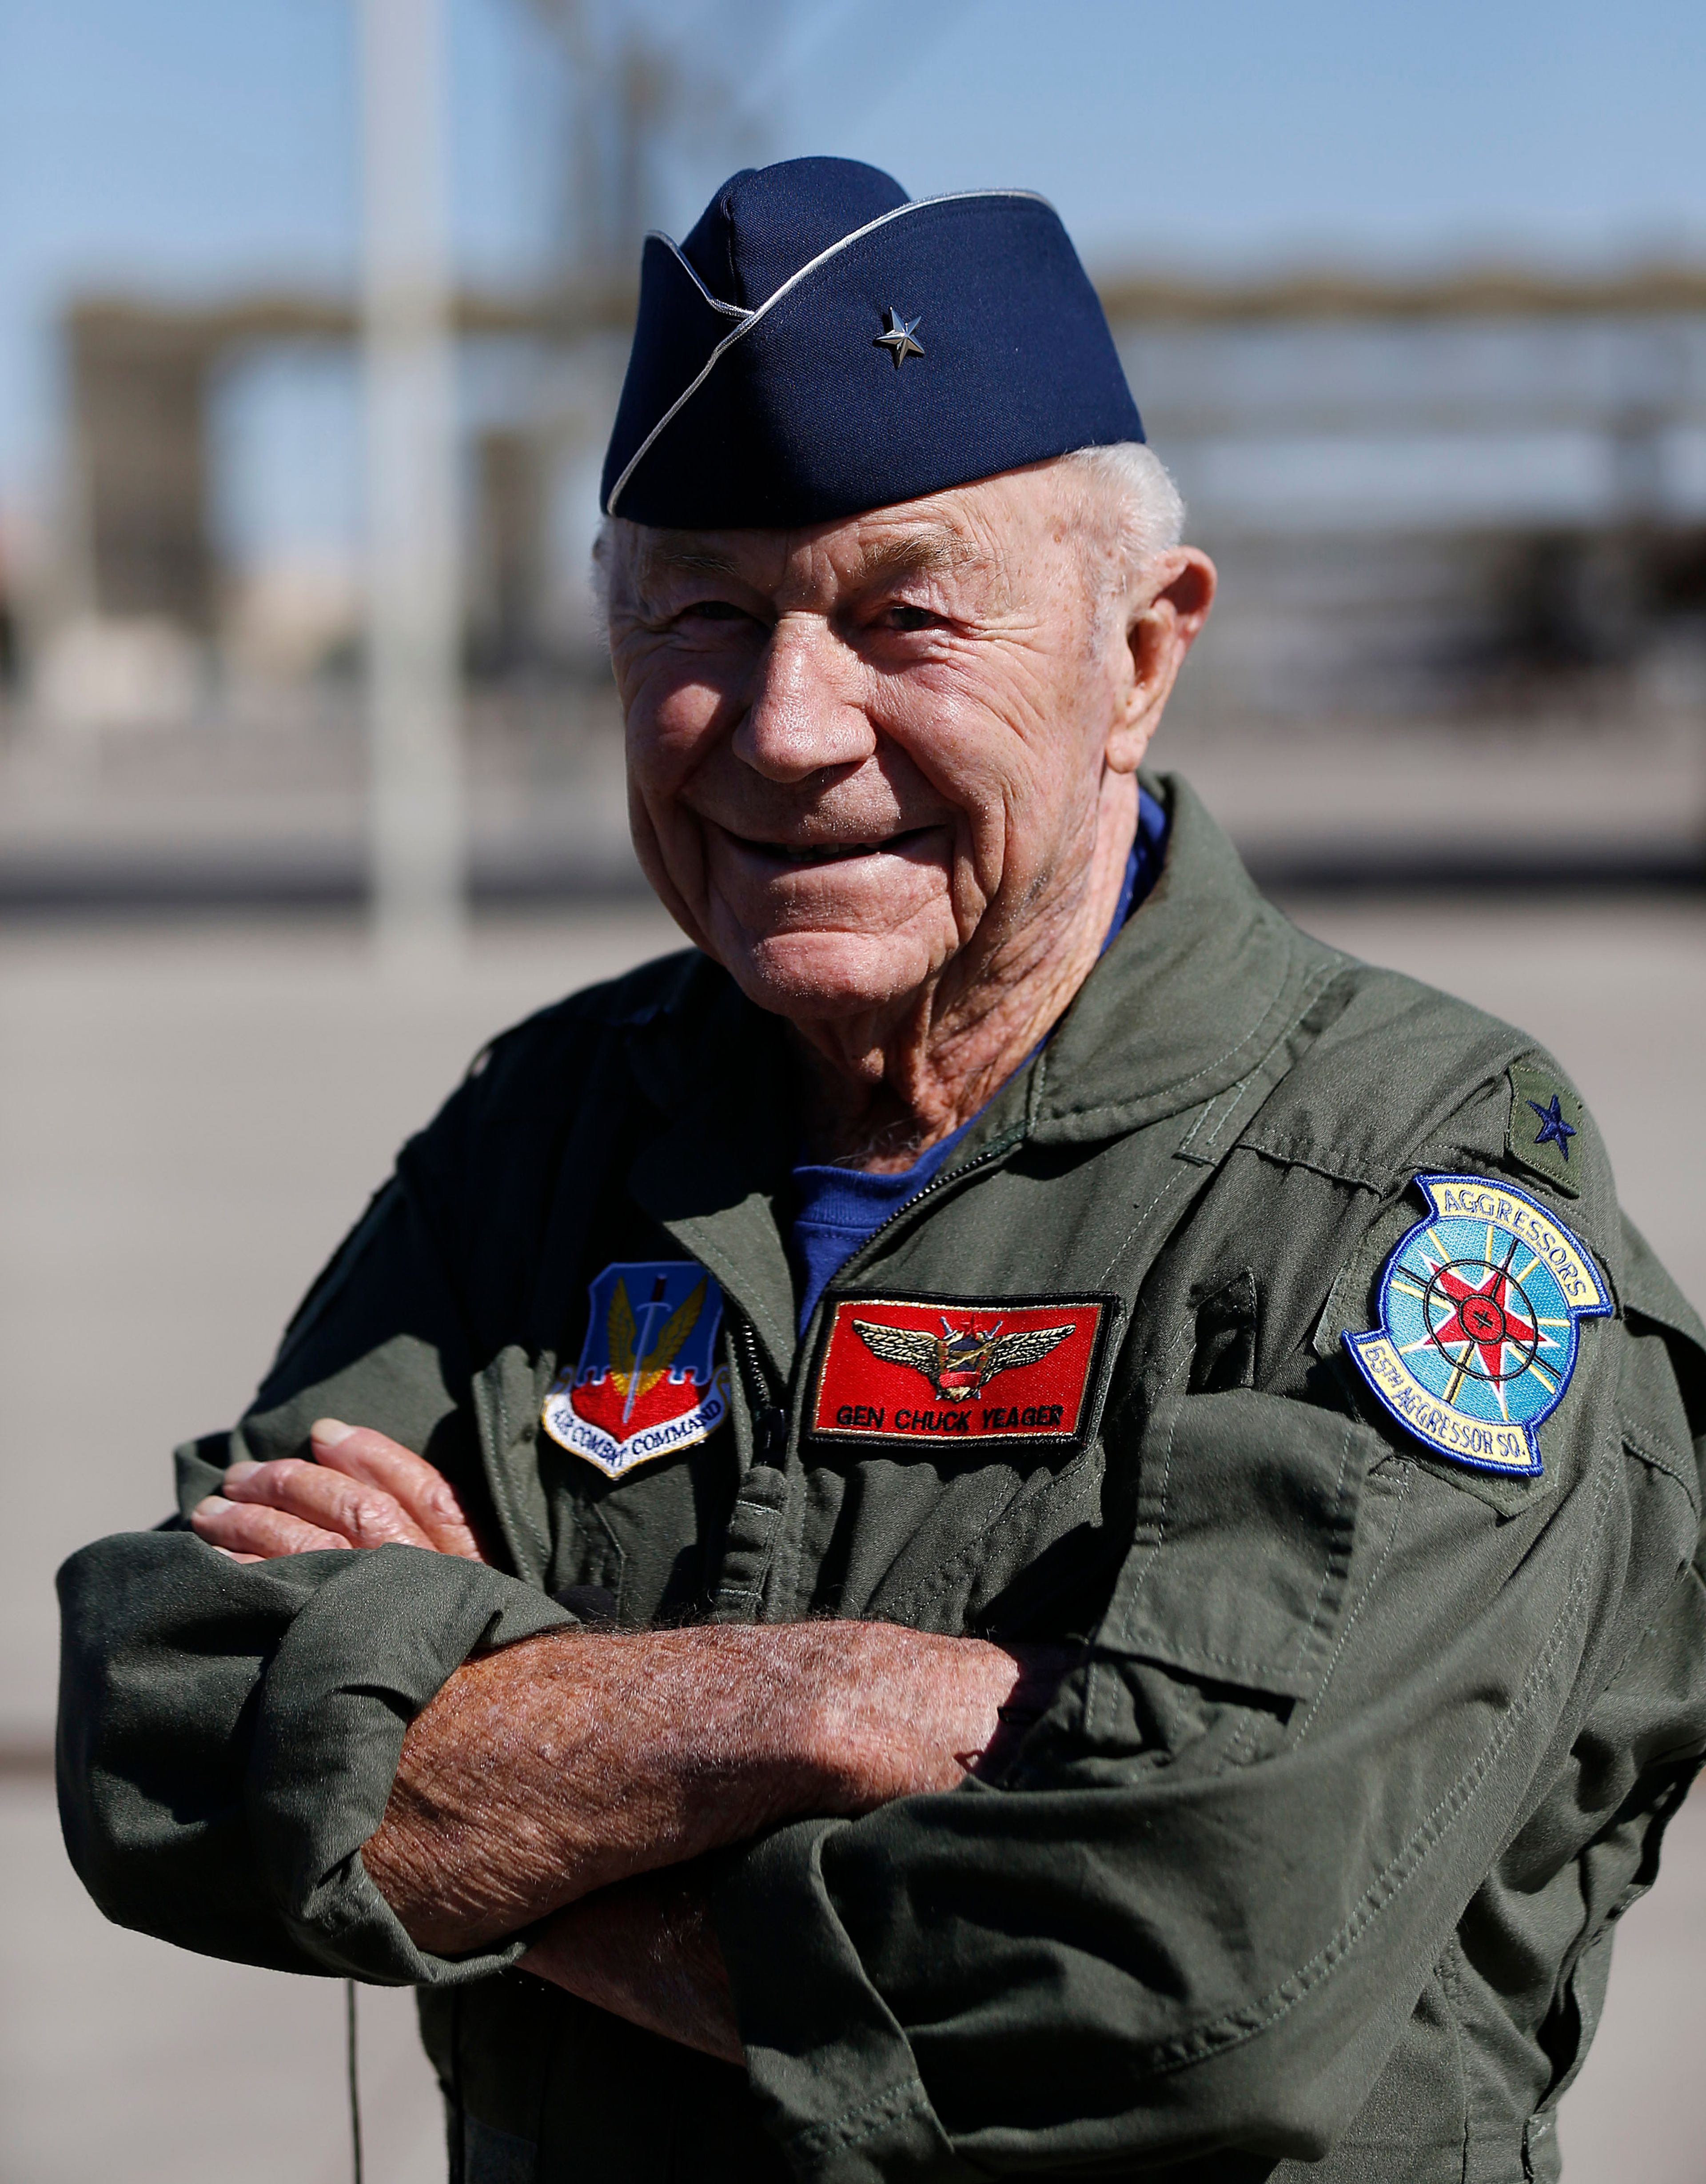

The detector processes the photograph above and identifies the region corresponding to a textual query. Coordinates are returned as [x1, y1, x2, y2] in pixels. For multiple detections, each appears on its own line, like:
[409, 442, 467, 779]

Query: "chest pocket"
[1083, 1383, 1368, 1755]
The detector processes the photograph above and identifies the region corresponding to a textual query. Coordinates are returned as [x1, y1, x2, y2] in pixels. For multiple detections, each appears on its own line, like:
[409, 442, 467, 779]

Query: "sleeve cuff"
[711, 1817, 973, 2184]
[246, 1543, 570, 1984]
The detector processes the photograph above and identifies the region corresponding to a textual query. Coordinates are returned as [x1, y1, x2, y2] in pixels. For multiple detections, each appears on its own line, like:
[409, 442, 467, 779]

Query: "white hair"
[1058, 440, 1185, 568]
[590, 439, 1184, 632]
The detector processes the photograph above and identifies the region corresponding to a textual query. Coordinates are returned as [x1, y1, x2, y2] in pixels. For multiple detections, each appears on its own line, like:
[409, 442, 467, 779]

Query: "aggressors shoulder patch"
[1344, 1174, 1610, 1478]
[809, 1293, 1116, 1449]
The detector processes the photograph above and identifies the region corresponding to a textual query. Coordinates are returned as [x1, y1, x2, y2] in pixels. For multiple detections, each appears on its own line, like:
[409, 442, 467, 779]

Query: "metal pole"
[360, 0, 465, 962]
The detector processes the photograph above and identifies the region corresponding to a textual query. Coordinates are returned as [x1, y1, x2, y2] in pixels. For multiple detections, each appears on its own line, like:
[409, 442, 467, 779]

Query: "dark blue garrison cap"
[600, 156, 1144, 527]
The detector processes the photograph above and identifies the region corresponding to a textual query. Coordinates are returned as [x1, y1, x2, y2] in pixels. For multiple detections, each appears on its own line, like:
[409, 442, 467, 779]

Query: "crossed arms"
[190, 1418, 1057, 2064]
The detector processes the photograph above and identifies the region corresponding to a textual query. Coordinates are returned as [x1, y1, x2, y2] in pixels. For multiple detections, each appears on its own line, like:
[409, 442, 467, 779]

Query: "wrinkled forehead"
[614, 465, 1078, 611]
[628, 519, 967, 603]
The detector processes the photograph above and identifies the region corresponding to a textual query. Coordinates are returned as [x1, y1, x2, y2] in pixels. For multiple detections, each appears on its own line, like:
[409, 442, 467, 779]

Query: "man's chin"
[720, 927, 941, 1026]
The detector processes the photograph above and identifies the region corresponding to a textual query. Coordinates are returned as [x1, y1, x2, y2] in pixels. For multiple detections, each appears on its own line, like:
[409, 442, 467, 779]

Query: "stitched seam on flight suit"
[684, 1223, 795, 1388]
[1085, 1334, 1190, 1746]
[1292, 1461, 1415, 1744]
[1179, 961, 1347, 1146]
[714, 1491, 783, 1613]
[1227, 1102, 1503, 1205]
[1097, 1162, 1213, 1284]
[876, 1439, 1104, 1632]
[1176, 1085, 1240, 1159]
[1234, 1135, 1392, 1193]
[1619, 1422, 1698, 1503]
[1219, 1701, 1271, 1771]
[1109, 960, 1345, 1217]
[785, 2073, 934, 2161]
[1274, 1417, 1357, 1688]
[471, 1369, 550, 1586]
[1108, 1445, 1622, 2080]
[1439, 1935, 1472, 2184]
[1580, 1560, 1704, 1735]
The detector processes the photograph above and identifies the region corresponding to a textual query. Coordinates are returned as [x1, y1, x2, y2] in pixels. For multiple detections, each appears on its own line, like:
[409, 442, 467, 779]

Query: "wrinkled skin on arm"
[192, 1421, 1062, 2064]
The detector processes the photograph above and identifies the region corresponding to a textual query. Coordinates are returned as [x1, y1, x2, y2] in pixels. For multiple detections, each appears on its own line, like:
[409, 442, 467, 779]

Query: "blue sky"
[3, 0, 1704, 537]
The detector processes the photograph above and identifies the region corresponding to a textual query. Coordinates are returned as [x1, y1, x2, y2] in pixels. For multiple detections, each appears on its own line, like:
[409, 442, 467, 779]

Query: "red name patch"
[809, 1293, 1115, 1448]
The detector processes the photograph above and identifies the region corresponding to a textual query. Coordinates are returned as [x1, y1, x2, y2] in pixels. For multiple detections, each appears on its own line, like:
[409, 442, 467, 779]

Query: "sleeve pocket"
[1091, 1389, 1368, 1703]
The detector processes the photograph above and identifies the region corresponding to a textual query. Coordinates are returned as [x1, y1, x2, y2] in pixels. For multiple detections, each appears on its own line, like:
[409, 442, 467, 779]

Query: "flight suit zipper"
[733, 1314, 789, 1467]
[714, 1316, 793, 1620]
[837, 1131, 1024, 1274]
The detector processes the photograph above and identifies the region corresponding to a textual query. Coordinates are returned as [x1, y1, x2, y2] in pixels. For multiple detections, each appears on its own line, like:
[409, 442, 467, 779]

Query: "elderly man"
[59, 160, 1706, 2184]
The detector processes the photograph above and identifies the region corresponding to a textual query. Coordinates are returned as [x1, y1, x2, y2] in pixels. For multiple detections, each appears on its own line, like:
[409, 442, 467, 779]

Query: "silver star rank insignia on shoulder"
[1344, 1174, 1610, 1478]
[873, 307, 925, 367]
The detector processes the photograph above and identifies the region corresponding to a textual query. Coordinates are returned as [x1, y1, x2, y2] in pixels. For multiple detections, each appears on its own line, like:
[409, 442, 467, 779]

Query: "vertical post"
[360, 0, 465, 962]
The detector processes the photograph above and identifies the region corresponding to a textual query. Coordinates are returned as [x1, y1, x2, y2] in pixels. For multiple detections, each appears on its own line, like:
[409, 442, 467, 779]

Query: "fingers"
[211, 1456, 439, 1553]
[191, 1493, 353, 1559]
[310, 1420, 489, 1561]
[188, 1420, 492, 1565]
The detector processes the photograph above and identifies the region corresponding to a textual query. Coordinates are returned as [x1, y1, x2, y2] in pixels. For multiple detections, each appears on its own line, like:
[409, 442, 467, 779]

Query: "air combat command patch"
[1344, 1174, 1610, 1477]
[542, 1259, 729, 1480]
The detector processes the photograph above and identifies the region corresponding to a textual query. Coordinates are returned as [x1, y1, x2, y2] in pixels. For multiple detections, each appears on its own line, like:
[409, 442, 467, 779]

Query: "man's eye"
[883, 605, 939, 632]
[680, 599, 751, 623]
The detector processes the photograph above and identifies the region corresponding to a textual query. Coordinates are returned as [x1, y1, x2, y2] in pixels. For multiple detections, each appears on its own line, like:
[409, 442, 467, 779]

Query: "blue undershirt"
[789, 787, 1170, 1334]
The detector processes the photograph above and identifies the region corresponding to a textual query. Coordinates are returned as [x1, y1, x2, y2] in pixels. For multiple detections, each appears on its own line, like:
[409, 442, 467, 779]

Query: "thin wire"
[449, 1986, 466, 2184]
[346, 1980, 366, 2184]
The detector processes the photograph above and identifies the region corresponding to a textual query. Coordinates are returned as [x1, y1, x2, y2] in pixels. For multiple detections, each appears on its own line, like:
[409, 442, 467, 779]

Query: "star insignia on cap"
[873, 307, 925, 368]
[1527, 1093, 1577, 1162]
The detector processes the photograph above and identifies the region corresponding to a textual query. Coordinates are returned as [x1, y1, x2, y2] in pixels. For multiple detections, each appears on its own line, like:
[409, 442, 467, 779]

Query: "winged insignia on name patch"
[1344, 1174, 1610, 1478]
[853, 1314, 1073, 1404]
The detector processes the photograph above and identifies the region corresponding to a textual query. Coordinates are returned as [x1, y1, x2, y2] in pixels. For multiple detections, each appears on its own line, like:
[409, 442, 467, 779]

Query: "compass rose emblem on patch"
[1345, 1174, 1610, 1477]
[542, 1259, 729, 1480]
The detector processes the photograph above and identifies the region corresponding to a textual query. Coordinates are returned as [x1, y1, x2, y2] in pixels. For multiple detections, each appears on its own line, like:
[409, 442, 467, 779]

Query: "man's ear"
[1106, 547, 1216, 775]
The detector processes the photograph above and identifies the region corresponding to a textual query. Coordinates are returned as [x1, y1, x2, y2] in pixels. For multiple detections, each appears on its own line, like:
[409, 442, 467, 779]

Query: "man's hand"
[189, 1420, 490, 1563]
[521, 1870, 743, 2066]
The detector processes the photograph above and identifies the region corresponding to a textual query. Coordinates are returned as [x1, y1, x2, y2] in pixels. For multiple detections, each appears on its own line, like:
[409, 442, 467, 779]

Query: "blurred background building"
[2, 0, 1703, 914]
[2, 4, 1705, 2180]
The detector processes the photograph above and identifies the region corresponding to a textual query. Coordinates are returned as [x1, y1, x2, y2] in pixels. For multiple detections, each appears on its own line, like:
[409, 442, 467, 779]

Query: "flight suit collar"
[1024, 772, 1319, 1142]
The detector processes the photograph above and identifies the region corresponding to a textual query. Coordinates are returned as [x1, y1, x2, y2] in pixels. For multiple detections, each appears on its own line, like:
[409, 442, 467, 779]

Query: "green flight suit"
[57, 777, 1706, 2184]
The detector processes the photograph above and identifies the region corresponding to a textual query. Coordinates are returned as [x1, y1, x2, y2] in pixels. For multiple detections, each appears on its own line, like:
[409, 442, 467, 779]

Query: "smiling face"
[605, 459, 1210, 1070]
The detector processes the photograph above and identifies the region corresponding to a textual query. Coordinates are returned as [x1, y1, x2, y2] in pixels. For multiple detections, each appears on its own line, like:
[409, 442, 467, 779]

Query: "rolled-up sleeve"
[57, 1533, 569, 1982]
[712, 1353, 1706, 2183]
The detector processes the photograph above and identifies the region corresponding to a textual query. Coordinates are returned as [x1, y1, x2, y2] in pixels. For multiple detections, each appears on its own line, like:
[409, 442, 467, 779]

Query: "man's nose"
[732, 617, 876, 782]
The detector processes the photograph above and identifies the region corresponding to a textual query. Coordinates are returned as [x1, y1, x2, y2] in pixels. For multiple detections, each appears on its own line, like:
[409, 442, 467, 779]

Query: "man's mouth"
[735, 826, 934, 868]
